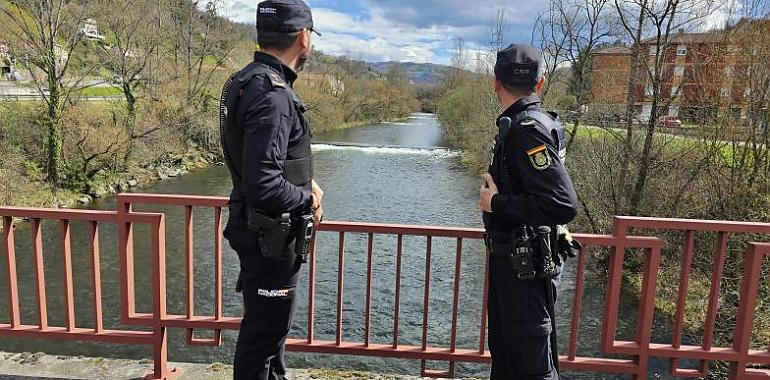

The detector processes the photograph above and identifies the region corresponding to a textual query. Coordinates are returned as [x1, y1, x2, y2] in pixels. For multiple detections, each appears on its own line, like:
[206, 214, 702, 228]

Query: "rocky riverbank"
[0, 352, 482, 380]
[6, 147, 218, 212]
[80, 147, 218, 204]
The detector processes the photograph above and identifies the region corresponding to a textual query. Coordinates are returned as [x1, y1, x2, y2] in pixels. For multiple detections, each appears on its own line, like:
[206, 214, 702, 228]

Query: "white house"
[81, 19, 105, 40]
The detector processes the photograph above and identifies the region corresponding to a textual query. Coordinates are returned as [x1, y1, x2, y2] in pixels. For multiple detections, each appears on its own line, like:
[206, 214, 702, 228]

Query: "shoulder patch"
[520, 118, 537, 127]
[266, 71, 286, 88]
[527, 144, 551, 170]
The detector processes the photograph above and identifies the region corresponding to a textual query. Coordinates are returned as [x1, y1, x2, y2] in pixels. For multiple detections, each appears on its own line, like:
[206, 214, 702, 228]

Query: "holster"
[246, 207, 293, 260]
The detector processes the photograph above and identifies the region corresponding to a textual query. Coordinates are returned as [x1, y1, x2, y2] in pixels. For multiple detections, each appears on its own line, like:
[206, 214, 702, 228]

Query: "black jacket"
[485, 95, 578, 231]
[228, 52, 312, 216]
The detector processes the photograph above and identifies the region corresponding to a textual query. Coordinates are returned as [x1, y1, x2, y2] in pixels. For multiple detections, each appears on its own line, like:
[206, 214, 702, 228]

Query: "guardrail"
[0, 94, 124, 101]
[0, 193, 768, 379]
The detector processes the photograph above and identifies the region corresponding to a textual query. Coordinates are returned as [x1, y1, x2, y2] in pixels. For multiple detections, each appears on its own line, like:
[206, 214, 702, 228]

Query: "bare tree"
[540, 0, 614, 149]
[445, 37, 469, 90]
[489, 9, 509, 54]
[613, 0, 723, 214]
[93, 0, 163, 167]
[710, 12, 770, 217]
[533, 5, 570, 101]
[164, 0, 237, 110]
[0, 0, 93, 185]
[159, 0, 240, 147]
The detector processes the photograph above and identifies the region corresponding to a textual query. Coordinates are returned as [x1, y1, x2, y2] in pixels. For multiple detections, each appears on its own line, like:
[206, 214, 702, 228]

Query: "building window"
[645, 84, 654, 97]
[674, 66, 685, 76]
[668, 107, 679, 117]
[671, 85, 680, 96]
[649, 45, 658, 55]
[676, 45, 687, 56]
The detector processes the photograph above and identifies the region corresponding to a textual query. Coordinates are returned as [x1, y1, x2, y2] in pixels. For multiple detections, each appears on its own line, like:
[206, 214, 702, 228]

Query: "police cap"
[257, 0, 321, 36]
[494, 44, 544, 88]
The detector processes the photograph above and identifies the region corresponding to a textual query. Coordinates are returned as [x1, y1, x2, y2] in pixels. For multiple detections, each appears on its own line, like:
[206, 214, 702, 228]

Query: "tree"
[613, 0, 723, 214]
[539, 0, 614, 149]
[442, 37, 470, 91]
[534, 3, 571, 101]
[160, 0, 242, 148]
[0, 0, 92, 185]
[95, 0, 162, 165]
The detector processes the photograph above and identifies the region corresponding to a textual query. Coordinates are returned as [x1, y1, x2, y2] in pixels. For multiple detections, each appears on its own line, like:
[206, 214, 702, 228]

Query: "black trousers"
[487, 254, 561, 380]
[227, 227, 301, 380]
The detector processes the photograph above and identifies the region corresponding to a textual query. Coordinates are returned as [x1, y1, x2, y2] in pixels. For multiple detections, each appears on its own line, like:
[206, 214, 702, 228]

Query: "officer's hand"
[479, 174, 498, 213]
[311, 179, 324, 210]
[313, 204, 324, 226]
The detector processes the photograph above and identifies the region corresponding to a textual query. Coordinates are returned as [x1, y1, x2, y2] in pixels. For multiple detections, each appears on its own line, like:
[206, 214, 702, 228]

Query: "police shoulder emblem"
[527, 145, 551, 170]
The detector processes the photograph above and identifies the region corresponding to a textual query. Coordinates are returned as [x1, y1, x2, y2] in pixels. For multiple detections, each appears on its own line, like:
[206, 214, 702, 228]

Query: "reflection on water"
[0, 113, 656, 379]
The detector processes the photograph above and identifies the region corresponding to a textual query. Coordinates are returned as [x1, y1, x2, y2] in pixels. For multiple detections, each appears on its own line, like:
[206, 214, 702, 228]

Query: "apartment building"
[590, 21, 762, 123]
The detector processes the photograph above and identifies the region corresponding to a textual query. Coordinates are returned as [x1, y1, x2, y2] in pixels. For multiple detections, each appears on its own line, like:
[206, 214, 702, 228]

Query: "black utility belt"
[246, 207, 314, 263]
[484, 229, 558, 281]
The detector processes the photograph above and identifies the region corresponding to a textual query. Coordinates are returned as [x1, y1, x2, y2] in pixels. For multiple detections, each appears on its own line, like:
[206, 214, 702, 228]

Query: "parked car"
[656, 116, 682, 127]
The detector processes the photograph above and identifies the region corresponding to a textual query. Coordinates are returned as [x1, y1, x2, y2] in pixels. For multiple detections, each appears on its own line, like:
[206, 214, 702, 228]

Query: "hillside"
[369, 61, 451, 84]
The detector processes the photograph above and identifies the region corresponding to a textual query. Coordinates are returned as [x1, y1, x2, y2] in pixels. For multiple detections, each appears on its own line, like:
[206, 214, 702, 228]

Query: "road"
[0, 79, 123, 102]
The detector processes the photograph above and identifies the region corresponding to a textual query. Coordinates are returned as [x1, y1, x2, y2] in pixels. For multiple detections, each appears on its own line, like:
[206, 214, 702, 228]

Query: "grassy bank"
[0, 94, 414, 211]
[436, 76, 770, 377]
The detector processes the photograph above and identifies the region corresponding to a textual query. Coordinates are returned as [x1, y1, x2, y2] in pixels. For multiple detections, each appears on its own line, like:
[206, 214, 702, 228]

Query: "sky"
[219, 0, 549, 65]
[218, 0, 744, 65]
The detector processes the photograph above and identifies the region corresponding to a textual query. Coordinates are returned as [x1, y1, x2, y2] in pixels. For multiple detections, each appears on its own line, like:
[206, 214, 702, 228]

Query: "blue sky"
[220, 0, 743, 65]
[220, 0, 550, 64]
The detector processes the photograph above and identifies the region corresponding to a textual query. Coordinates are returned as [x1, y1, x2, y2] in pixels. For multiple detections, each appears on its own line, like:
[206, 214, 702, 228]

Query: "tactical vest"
[219, 63, 313, 198]
[484, 109, 567, 231]
[492, 109, 567, 194]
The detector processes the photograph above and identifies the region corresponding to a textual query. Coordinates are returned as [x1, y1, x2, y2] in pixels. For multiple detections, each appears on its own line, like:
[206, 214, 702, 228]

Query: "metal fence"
[0, 193, 768, 379]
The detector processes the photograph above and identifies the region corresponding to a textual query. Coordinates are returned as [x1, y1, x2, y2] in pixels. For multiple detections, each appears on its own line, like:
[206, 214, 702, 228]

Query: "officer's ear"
[493, 77, 503, 94]
[298, 29, 311, 50]
[536, 76, 546, 93]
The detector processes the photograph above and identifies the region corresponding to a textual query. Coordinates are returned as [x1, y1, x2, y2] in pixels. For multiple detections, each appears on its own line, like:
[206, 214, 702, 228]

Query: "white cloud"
[699, 0, 742, 31]
[310, 8, 473, 63]
[312, 33, 438, 62]
[217, 0, 256, 24]
[213, 0, 551, 64]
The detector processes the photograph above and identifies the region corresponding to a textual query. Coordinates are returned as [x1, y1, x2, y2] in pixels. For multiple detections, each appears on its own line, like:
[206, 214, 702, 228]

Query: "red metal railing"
[0, 194, 768, 380]
[0, 207, 174, 378]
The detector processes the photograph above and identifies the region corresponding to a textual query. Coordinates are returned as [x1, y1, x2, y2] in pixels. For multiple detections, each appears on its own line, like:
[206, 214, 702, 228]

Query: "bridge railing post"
[729, 243, 768, 379]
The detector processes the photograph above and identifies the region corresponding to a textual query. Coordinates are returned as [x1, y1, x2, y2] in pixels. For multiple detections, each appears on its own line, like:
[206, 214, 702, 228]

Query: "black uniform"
[222, 50, 312, 380]
[484, 45, 578, 380]
[220, 3, 320, 379]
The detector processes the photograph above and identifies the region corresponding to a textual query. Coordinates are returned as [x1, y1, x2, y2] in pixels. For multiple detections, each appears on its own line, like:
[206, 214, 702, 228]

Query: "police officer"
[478, 44, 578, 380]
[220, 1, 323, 379]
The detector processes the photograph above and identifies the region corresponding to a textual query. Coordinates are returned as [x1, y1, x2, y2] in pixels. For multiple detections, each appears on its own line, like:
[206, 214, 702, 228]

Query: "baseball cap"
[494, 44, 544, 87]
[257, 0, 321, 36]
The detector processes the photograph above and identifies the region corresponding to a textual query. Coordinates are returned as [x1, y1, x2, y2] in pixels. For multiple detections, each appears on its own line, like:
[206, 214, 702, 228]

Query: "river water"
[0, 113, 672, 379]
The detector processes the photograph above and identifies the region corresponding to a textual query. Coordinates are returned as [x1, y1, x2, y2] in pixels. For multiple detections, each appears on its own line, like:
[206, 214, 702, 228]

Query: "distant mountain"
[369, 61, 451, 85]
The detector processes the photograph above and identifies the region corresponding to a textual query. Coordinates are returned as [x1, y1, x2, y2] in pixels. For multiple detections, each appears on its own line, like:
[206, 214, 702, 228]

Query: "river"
[0, 113, 674, 379]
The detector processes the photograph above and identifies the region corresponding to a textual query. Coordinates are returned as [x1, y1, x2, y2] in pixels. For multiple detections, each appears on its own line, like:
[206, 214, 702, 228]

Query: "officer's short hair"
[501, 82, 537, 96]
[257, 30, 302, 52]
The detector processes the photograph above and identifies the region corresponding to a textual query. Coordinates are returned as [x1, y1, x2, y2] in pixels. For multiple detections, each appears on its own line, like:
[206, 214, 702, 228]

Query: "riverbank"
[5, 146, 215, 211]
[0, 114, 414, 227]
[0, 352, 481, 380]
[331, 117, 410, 131]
